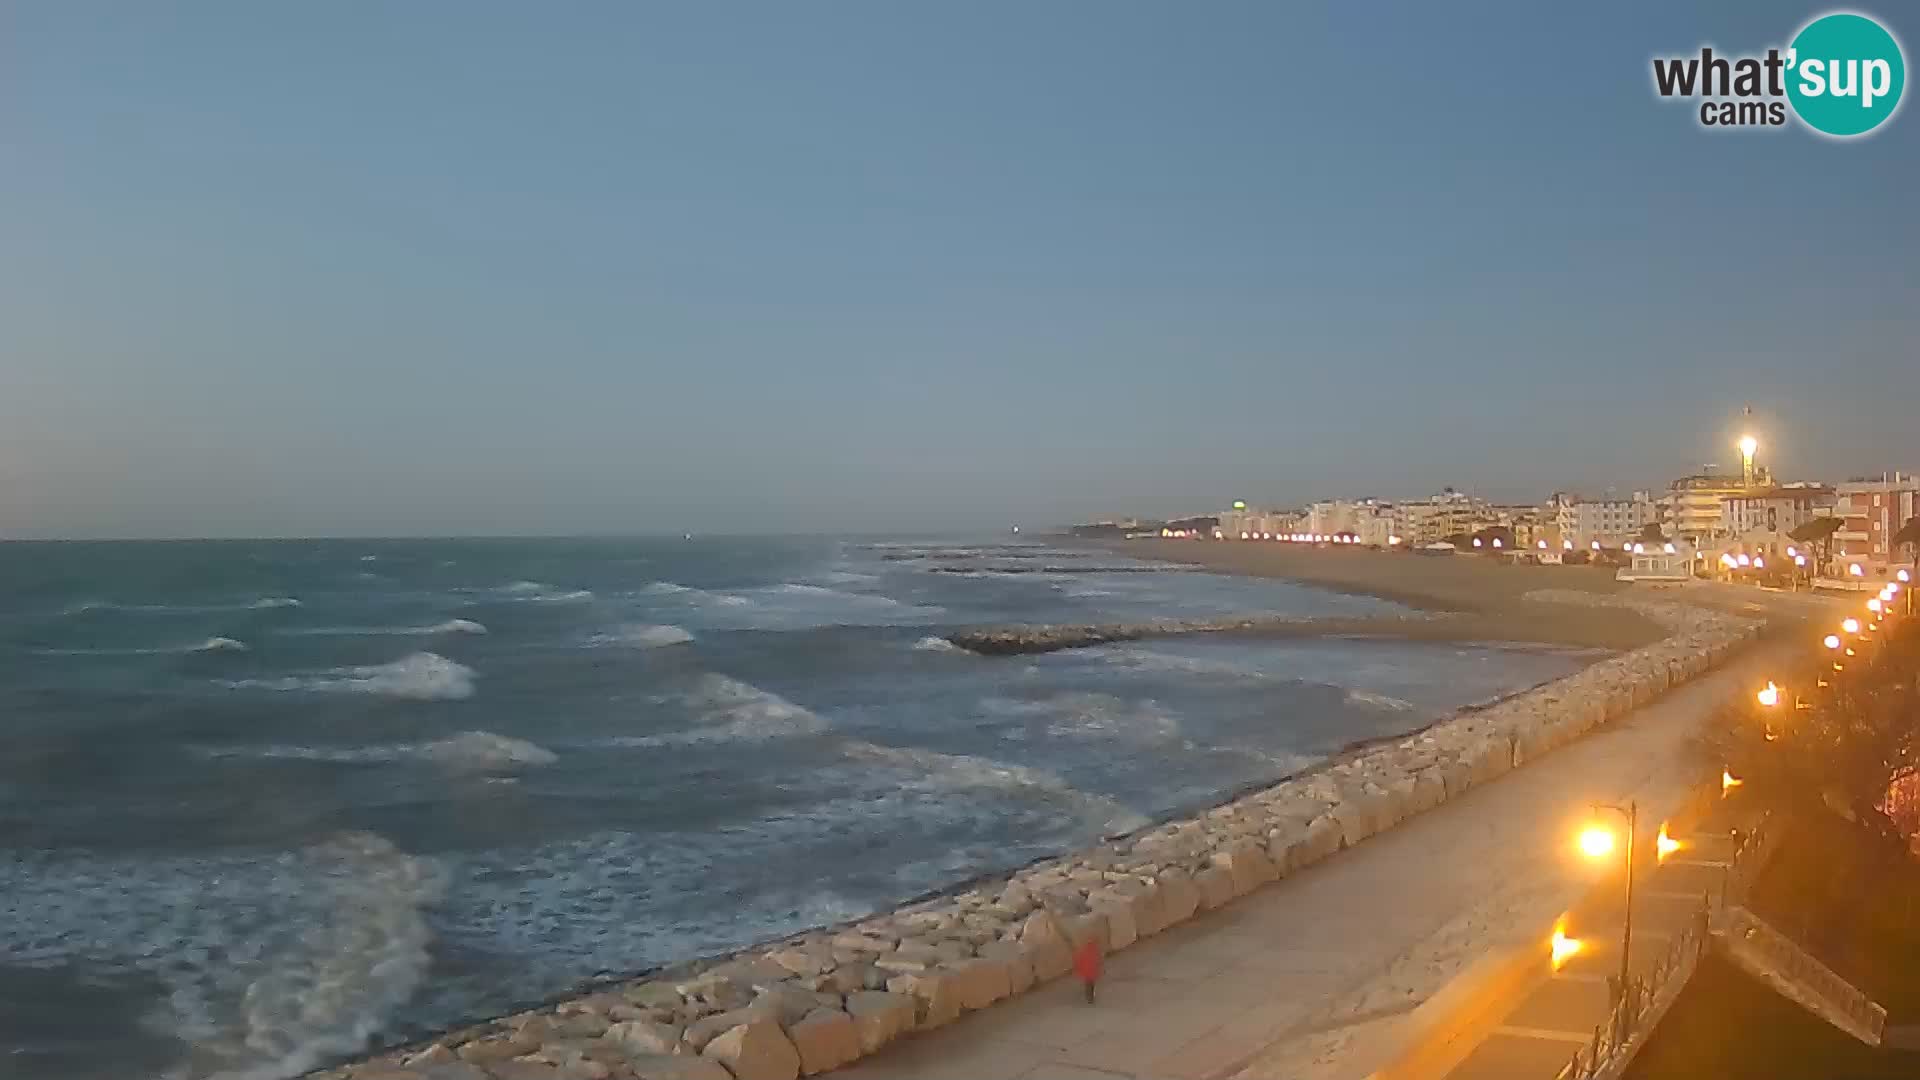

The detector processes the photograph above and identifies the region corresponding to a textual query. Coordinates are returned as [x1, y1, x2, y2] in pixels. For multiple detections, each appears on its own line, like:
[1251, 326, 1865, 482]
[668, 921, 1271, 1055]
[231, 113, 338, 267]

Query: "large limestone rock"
[1211, 838, 1277, 896]
[628, 1057, 732, 1080]
[1017, 910, 1074, 981]
[604, 1019, 683, 1056]
[945, 956, 1014, 1009]
[979, 939, 1036, 995]
[844, 990, 916, 1054]
[788, 1008, 861, 1076]
[1087, 888, 1141, 949]
[1155, 869, 1201, 926]
[702, 1017, 801, 1080]
[884, 970, 963, 1030]
[1193, 865, 1236, 910]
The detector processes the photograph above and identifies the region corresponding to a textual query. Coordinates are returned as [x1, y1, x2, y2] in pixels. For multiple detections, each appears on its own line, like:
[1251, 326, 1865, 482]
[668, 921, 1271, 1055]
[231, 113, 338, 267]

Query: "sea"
[0, 536, 1603, 1079]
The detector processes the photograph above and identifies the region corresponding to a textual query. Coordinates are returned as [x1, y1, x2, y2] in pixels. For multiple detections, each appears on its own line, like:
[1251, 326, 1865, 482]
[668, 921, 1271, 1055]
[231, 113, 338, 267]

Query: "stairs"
[1713, 905, 1888, 1047]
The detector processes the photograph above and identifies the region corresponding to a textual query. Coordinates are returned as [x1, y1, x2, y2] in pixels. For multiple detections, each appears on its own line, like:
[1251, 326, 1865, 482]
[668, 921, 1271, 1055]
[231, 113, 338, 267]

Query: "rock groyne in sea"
[945, 612, 1434, 655]
[309, 594, 1761, 1080]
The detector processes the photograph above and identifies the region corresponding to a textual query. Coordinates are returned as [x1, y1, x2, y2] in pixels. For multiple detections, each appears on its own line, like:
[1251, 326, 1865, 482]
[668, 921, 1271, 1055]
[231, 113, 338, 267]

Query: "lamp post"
[1579, 801, 1638, 1000]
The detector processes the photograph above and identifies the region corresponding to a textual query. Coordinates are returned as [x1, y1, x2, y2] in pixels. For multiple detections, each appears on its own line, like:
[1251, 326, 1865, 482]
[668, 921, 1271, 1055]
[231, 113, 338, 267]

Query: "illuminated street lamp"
[1850, 563, 1865, 577]
[1901, 569, 1912, 583]
[1722, 769, 1743, 794]
[1592, 540, 1601, 551]
[1756, 681, 1780, 708]
[1869, 598, 1884, 615]
[1577, 802, 1638, 997]
[1843, 618, 1861, 635]
[1551, 926, 1583, 970]
[1656, 823, 1681, 863]
[1824, 634, 1842, 650]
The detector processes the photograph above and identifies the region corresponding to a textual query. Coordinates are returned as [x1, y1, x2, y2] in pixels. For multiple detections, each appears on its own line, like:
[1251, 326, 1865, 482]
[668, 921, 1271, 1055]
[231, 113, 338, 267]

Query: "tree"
[1700, 622, 1920, 834]
[1637, 522, 1668, 543]
[1789, 517, 1844, 572]
[1893, 516, 1920, 572]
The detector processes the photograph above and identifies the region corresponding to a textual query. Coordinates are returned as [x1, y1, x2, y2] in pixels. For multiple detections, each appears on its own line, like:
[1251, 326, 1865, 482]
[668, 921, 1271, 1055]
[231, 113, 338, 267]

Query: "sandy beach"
[1095, 538, 1672, 651]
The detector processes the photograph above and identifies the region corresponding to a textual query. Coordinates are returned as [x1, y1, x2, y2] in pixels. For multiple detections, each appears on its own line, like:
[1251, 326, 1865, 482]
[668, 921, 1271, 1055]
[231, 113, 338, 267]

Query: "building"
[1215, 505, 1302, 540]
[1550, 491, 1659, 549]
[1399, 489, 1486, 544]
[1619, 539, 1698, 583]
[1833, 472, 1920, 570]
[1663, 472, 1756, 543]
[1722, 485, 1835, 540]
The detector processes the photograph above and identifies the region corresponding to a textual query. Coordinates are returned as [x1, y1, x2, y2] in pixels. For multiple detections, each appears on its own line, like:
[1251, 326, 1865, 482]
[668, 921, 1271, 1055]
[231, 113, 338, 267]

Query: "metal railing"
[1550, 816, 1772, 1080]
[1719, 906, 1888, 1044]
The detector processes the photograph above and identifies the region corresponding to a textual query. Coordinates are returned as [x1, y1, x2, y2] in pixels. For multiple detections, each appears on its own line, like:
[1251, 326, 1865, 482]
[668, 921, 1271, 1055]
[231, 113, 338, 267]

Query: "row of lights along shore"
[1553, 563, 1912, 986]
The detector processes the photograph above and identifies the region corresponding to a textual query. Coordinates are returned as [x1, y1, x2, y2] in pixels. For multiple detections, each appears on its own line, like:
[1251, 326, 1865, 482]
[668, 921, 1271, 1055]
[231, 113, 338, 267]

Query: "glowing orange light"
[1756, 682, 1780, 708]
[1656, 824, 1681, 862]
[1843, 618, 1860, 635]
[1722, 770, 1743, 795]
[1578, 826, 1616, 859]
[1824, 634, 1841, 649]
[1551, 927, 1582, 970]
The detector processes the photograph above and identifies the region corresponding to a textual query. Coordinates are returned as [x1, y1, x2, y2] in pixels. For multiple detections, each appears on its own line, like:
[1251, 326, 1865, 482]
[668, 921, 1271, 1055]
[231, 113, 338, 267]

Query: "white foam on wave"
[1088, 648, 1267, 679]
[982, 691, 1184, 742]
[63, 597, 299, 616]
[0, 832, 442, 1080]
[226, 652, 476, 701]
[912, 635, 961, 653]
[587, 623, 694, 649]
[839, 740, 1149, 836]
[35, 635, 251, 657]
[494, 582, 593, 603]
[194, 731, 556, 773]
[613, 674, 827, 747]
[1345, 689, 1418, 711]
[640, 579, 943, 628]
[280, 619, 488, 638]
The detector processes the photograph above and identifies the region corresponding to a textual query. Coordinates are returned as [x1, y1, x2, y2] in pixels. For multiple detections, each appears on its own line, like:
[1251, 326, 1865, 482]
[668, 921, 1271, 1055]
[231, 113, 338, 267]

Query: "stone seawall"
[310, 594, 1761, 1080]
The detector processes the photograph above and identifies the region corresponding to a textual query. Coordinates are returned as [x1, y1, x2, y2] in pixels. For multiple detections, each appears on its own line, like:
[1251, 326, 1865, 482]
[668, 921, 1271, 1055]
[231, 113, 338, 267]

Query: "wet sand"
[1105, 539, 1669, 650]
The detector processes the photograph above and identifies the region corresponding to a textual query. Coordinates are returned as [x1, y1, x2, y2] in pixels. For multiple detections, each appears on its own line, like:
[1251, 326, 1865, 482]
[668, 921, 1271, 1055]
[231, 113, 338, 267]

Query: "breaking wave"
[587, 623, 694, 649]
[613, 674, 828, 747]
[225, 652, 476, 701]
[197, 731, 556, 773]
[839, 741, 1148, 836]
[63, 597, 299, 616]
[1345, 689, 1418, 711]
[34, 636, 249, 657]
[279, 619, 488, 637]
[494, 582, 593, 603]
[0, 833, 442, 1080]
[912, 635, 961, 652]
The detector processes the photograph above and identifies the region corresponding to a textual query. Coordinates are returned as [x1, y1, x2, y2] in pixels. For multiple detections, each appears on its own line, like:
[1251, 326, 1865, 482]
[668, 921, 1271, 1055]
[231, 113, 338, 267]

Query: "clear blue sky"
[2, 2, 1914, 538]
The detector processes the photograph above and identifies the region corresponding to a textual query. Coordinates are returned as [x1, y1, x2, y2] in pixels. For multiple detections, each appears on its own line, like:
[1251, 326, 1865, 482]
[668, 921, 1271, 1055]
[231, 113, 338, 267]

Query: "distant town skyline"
[2, 2, 1915, 539]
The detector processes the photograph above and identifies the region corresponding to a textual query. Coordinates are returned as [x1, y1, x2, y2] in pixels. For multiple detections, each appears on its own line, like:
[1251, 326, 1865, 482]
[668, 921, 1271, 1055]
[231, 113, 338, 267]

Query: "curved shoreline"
[308, 585, 1764, 1080]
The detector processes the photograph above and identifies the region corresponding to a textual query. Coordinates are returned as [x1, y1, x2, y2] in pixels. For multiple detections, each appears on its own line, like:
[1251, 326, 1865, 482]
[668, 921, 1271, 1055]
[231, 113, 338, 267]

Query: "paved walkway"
[831, 644, 1798, 1080]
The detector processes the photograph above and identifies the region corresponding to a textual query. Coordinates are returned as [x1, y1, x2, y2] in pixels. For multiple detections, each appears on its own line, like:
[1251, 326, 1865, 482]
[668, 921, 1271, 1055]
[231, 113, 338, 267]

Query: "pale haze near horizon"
[2, 1, 1915, 540]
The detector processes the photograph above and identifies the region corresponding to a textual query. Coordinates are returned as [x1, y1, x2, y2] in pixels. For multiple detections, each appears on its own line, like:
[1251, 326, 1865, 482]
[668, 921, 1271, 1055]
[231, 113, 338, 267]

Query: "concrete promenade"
[831, 644, 1796, 1080]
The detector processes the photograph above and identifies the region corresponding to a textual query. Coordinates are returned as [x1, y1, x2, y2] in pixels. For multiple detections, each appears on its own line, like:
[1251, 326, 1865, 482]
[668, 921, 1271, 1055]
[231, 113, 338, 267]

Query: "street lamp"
[1756, 681, 1781, 708]
[1577, 801, 1638, 998]
[1842, 618, 1861, 635]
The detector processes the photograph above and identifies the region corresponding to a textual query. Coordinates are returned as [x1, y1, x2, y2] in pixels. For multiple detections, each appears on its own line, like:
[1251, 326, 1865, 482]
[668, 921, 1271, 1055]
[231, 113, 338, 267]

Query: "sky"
[2, 2, 1915, 538]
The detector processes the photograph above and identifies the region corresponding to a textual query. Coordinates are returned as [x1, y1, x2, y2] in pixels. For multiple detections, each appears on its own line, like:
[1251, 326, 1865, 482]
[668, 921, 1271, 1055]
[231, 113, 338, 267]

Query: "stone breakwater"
[946, 612, 1433, 656]
[309, 595, 1761, 1080]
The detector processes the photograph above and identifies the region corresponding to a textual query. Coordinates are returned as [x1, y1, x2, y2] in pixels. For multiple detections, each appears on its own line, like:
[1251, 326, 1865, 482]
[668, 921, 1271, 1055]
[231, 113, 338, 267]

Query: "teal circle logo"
[1786, 12, 1906, 137]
